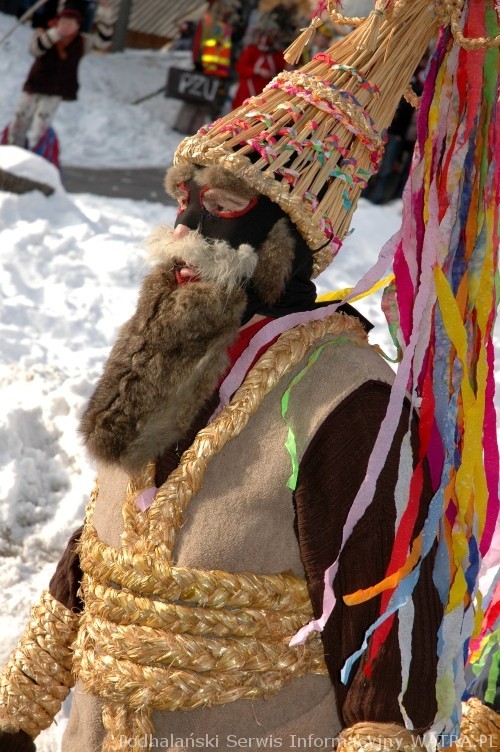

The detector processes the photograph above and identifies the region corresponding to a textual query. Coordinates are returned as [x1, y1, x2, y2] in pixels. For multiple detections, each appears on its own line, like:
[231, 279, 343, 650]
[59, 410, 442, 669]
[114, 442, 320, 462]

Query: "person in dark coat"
[5, 3, 114, 151]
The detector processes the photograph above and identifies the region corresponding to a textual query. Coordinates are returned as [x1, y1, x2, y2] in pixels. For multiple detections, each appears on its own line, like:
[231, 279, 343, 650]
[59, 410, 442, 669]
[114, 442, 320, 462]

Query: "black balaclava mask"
[174, 175, 317, 324]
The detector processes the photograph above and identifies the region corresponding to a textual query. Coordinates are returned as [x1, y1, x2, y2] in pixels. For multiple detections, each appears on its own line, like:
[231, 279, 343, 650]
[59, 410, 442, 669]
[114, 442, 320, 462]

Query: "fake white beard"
[146, 226, 258, 297]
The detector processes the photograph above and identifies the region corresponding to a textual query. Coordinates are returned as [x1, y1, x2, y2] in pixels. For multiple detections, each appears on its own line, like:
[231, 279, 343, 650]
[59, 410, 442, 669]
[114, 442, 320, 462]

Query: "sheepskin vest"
[64, 316, 395, 752]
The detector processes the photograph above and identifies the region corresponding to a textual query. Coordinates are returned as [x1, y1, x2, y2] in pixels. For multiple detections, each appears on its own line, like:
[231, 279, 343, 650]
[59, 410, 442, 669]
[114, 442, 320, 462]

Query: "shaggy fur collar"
[80, 261, 245, 474]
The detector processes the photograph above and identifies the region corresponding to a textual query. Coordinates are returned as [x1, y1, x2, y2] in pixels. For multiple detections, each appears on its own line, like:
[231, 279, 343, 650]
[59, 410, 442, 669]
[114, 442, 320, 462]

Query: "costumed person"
[231, 4, 292, 109]
[2, 1, 115, 166]
[173, 0, 238, 136]
[1, 2, 499, 752]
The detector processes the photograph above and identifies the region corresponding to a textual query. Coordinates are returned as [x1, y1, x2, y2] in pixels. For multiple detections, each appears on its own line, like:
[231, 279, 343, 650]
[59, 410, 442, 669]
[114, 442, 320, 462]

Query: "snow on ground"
[0, 9, 498, 751]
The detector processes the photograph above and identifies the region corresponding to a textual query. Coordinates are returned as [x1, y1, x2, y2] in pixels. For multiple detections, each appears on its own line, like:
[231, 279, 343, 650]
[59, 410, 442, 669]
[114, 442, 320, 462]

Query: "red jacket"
[232, 45, 286, 108]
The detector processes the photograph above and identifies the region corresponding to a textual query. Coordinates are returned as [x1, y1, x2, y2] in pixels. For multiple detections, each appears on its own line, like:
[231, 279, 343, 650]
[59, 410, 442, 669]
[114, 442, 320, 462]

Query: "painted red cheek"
[175, 269, 188, 284]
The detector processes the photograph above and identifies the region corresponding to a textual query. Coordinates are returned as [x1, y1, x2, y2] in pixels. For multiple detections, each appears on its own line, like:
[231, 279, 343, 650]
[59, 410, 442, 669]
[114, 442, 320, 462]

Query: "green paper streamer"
[281, 337, 354, 490]
[485, 648, 500, 707]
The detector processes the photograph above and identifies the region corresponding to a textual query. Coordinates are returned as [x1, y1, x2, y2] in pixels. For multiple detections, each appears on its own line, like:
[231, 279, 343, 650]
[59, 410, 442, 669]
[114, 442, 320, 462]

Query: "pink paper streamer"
[480, 338, 500, 555]
[210, 303, 345, 420]
[135, 486, 158, 512]
[291, 182, 441, 646]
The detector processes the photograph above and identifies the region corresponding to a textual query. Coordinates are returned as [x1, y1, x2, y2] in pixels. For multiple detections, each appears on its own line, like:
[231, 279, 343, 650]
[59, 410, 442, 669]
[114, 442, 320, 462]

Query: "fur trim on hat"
[252, 218, 295, 305]
[165, 163, 258, 203]
[193, 165, 258, 200]
[164, 163, 195, 199]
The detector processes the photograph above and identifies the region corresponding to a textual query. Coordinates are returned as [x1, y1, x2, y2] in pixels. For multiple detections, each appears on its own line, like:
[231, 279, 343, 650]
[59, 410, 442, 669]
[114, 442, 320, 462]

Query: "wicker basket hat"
[174, 0, 440, 277]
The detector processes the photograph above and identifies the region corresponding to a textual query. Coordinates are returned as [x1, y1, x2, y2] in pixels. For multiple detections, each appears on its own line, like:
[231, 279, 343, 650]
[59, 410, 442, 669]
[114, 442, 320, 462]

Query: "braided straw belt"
[75, 473, 327, 747]
[74, 313, 369, 750]
[457, 697, 500, 748]
[0, 591, 80, 739]
[336, 698, 500, 750]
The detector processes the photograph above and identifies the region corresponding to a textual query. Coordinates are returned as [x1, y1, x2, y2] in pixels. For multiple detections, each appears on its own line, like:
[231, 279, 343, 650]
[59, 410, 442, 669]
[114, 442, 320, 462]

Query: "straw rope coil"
[335, 700, 500, 750]
[0, 591, 80, 739]
[457, 697, 500, 748]
[75, 313, 367, 749]
[175, 0, 440, 277]
[436, 0, 500, 47]
[326, 0, 368, 28]
[76, 497, 327, 739]
[336, 722, 418, 751]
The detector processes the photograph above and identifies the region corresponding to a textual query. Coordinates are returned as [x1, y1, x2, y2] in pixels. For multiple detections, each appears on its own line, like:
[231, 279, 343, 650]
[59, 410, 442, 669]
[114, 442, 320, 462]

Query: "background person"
[3, 2, 114, 160]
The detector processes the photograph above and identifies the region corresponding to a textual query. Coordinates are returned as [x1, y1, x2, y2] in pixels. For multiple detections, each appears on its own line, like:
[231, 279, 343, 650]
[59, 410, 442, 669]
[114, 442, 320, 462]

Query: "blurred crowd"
[0, 0, 429, 202]
[170, 0, 347, 137]
[168, 0, 429, 206]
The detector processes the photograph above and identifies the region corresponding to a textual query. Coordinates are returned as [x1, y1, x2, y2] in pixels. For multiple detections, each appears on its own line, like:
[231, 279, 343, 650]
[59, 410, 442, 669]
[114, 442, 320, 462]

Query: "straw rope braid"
[175, 0, 440, 277]
[83, 582, 312, 638]
[121, 462, 156, 548]
[143, 312, 369, 554]
[326, 0, 367, 29]
[336, 722, 418, 751]
[102, 705, 155, 752]
[327, 0, 500, 48]
[80, 518, 319, 611]
[436, 0, 500, 47]
[458, 697, 500, 748]
[74, 314, 367, 748]
[267, 71, 386, 152]
[335, 698, 500, 750]
[0, 591, 80, 739]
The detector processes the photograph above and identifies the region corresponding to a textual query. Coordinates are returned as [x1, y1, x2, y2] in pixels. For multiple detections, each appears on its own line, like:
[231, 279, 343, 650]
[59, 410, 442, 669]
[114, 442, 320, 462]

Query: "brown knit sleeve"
[293, 380, 442, 730]
[48, 526, 84, 612]
[0, 729, 36, 751]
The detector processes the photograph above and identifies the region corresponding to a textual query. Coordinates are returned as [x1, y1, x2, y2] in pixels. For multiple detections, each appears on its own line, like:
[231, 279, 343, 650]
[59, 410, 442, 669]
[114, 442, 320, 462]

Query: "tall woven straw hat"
[174, 0, 441, 277]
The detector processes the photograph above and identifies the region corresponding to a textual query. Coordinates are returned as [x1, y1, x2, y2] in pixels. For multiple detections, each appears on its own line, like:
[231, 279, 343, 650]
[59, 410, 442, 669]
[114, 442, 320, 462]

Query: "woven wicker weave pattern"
[0, 590, 80, 738]
[175, 0, 439, 277]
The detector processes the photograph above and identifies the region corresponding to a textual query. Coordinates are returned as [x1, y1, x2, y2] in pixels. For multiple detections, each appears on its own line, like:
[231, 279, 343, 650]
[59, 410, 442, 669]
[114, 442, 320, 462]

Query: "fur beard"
[80, 237, 249, 474]
[147, 225, 257, 295]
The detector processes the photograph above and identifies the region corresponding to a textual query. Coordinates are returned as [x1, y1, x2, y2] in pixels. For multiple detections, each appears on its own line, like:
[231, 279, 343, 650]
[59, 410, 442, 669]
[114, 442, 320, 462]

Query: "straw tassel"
[284, 16, 324, 64]
[356, 1, 390, 51]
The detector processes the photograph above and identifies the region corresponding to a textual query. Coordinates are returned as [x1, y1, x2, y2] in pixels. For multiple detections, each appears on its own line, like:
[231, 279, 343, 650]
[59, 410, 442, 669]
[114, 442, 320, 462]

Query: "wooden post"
[111, 0, 133, 52]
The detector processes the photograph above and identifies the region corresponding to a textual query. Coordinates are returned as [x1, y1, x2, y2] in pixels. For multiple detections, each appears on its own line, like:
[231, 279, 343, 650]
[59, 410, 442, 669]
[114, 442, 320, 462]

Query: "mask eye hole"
[176, 182, 190, 214]
[199, 186, 258, 219]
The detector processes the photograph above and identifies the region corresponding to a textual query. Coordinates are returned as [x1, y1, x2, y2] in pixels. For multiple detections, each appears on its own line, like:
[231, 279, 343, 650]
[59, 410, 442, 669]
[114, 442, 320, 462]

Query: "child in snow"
[5, 3, 114, 155]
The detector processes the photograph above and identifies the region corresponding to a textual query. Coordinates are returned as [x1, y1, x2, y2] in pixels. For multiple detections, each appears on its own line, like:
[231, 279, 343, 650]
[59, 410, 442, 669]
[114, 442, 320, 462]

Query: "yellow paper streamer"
[317, 274, 394, 304]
